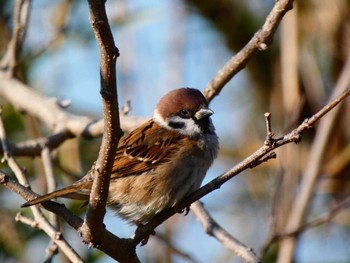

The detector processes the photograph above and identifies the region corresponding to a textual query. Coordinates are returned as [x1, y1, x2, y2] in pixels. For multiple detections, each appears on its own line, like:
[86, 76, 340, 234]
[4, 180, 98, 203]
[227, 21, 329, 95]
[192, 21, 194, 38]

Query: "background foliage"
[0, 0, 349, 262]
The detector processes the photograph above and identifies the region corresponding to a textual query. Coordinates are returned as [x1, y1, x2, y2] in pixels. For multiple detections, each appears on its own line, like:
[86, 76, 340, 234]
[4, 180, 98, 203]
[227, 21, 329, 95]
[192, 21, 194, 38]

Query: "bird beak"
[195, 107, 214, 120]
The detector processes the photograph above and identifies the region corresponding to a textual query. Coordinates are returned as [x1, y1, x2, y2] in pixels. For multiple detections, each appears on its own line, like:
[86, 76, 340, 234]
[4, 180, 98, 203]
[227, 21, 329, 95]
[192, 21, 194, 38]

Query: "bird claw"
[135, 224, 155, 246]
[174, 205, 191, 216]
[140, 236, 149, 246]
[184, 206, 190, 216]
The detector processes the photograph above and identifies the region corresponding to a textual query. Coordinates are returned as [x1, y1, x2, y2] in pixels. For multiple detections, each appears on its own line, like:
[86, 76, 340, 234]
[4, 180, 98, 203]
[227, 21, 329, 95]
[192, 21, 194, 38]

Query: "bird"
[22, 88, 219, 225]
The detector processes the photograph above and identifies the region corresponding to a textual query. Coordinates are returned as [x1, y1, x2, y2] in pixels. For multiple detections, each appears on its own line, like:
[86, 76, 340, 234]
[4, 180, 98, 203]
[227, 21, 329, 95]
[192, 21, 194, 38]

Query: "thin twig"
[0, 170, 83, 228]
[41, 146, 60, 261]
[0, 74, 147, 138]
[0, 132, 72, 157]
[0, 115, 83, 263]
[192, 202, 261, 263]
[203, 0, 294, 102]
[0, 107, 29, 187]
[44, 243, 59, 263]
[264, 112, 274, 146]
[15, 212, 39, 228]
[0, 0, 30, 76]
[1, 166, 123, 261]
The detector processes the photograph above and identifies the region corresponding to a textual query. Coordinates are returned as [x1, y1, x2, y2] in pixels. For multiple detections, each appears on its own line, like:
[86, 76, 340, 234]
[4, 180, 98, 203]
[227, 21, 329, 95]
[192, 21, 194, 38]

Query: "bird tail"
[22, 183, 91, 207]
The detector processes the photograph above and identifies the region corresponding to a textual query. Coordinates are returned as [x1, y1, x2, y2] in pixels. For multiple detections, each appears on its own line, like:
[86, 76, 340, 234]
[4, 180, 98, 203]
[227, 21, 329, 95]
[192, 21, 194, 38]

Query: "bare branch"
[79, 1, 127, 262]
[16, 211, 59, 263]
[1, 145, 138, 262]
[41, 146, 60, 261]
[15, 212, 39, 228]
[0, 113, 83, 262]
[0, 170, 83, 229]
[0, 74, 146, 139]
[0, 0, 30, 76]
[82, 0, 120, 239]
[203, 0, 294, 102]
[0, 76, 99, 136]
[192, 202, 261, 263]
[44, 243, 59, 263]
[0, 107, 30, 187]
[1, 132, 72, 157]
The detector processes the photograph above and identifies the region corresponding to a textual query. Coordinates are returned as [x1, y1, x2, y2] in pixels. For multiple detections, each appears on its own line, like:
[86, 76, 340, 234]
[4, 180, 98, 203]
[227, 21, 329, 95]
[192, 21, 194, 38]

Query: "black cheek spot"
[168, 121, 185, 129]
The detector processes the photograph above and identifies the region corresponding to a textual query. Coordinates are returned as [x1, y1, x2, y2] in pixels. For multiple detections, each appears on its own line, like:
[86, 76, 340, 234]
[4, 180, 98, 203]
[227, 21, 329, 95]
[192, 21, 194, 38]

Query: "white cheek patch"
[153, 109, 168, 128]
[167, 116, 201, 136]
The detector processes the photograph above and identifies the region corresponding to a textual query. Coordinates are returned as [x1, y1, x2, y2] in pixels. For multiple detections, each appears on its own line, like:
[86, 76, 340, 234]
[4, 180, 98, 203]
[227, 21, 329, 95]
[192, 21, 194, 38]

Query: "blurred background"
[0, 0, 350, 262]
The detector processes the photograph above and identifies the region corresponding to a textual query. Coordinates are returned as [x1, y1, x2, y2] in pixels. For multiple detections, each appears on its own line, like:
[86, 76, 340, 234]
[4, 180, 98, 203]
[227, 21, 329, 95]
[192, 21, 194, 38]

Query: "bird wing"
[111, 120, 183, 178]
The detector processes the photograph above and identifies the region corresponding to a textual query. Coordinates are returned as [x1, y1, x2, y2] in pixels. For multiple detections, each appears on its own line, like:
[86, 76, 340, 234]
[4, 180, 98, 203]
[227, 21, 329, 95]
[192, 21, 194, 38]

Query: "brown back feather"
[111, 120, 184, 178]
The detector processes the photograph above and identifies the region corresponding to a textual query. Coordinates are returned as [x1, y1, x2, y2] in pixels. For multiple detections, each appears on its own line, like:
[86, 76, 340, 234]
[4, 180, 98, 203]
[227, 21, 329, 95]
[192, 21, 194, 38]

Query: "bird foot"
[174, 205, 191, 216]
[134, 224, 155, 246]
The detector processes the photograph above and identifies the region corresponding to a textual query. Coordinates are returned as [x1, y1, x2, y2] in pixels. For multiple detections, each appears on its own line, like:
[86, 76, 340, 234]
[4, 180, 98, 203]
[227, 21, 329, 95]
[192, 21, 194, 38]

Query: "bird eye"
[178, 109, 191, 118]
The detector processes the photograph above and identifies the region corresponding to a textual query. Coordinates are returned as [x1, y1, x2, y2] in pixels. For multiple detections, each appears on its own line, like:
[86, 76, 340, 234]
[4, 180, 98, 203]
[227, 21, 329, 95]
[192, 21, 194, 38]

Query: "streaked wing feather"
[111, 120, 182, 178]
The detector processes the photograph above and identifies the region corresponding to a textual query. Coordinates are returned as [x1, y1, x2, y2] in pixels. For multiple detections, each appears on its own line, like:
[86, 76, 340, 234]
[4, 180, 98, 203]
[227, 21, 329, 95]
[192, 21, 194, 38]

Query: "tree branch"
[0, 148, 138, 262]
[0, 111, 83, 262]
[192, 202, 261, 263]
[203, 0, 294, 102]
[41, 146, 60, 261]
[0, 0, 30, 76]
[0, 74, 146, 139]
[80, 0, 123, 254]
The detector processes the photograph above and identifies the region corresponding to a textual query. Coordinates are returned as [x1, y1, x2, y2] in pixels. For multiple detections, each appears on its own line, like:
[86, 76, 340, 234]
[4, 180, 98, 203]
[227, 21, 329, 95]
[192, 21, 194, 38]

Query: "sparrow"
[22, 88, 219, 225]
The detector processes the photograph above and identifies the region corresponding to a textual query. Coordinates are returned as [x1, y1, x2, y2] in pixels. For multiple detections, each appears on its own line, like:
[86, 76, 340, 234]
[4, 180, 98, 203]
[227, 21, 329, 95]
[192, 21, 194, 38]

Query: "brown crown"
[156, 88, 208, 118]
